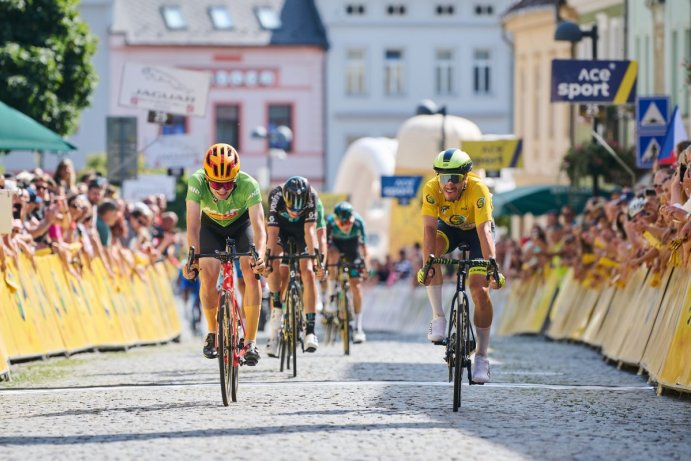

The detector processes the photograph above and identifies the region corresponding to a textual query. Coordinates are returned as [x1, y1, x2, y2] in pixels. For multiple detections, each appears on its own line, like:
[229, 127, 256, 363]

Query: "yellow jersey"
[420, 173, 493, 230]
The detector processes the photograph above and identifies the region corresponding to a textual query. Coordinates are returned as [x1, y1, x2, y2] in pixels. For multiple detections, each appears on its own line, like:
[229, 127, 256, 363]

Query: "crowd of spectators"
[0, 158, 180, 279]
[497, 143, 691, 288]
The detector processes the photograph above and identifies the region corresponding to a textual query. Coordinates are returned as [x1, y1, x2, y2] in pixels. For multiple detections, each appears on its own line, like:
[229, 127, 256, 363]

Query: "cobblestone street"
[1, 317, 689, 461]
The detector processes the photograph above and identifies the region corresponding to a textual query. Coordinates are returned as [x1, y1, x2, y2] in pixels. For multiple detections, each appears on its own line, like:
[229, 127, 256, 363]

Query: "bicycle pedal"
[432, 340, 447, 346]
[469, 380, 485, 386]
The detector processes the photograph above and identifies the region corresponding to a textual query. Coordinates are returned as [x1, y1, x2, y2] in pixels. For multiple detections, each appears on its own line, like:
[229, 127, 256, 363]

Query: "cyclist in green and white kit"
[326, 201, 369, 343]
[183, 143, 266, 365]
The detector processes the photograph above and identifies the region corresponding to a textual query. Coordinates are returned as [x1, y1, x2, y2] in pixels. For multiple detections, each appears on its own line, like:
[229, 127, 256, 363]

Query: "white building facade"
[315, 0, 514, 189]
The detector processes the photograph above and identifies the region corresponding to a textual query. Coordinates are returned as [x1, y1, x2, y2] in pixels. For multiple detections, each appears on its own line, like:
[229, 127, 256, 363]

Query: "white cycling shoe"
[353, 330, 366, 344]
[427, 317, 447, 343]
[305, 333, 319, 352]
[472, 355, 491, 384]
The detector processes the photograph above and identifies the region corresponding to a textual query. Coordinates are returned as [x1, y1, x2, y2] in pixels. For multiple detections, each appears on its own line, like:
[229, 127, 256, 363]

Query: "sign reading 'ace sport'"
[551, 59, 638, 105]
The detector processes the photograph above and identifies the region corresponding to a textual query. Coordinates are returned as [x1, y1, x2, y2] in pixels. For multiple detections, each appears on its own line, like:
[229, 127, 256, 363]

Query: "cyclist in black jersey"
[265, 176, 325, 356]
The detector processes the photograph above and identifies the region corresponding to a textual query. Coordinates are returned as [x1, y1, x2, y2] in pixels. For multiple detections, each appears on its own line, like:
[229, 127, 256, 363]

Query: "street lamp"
[555, 20, 601, 194]
[251, 125, 293, 189]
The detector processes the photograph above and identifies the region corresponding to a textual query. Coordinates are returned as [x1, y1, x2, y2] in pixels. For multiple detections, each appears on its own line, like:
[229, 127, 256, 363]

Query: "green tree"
[0, 0, 98, 136]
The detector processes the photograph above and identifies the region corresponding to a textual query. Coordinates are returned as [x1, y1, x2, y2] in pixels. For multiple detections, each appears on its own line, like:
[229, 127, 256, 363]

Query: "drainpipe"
[501, 27, 514, 135]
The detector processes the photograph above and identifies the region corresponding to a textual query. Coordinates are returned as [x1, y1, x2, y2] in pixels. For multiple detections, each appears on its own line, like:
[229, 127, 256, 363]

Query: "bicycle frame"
[218, 255, 246, 367]
[421, 251, 499, 412]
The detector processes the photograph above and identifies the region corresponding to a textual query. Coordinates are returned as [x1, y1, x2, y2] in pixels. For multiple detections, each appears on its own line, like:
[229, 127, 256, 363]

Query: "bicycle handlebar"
[421, 255, 500, 284]
[186, 242, 261, 280]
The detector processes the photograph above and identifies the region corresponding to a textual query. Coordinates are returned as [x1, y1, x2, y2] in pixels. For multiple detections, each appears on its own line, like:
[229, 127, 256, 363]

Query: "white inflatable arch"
[333, 137, 397, 261]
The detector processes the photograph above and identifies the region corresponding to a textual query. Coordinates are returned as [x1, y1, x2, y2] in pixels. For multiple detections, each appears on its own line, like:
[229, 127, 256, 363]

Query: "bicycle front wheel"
[339, 285, 351, 356]
[287, 285, 300, 378]
[453, 294, 465, 412]
[230, 304, 239, 403]
[218, 295, 232, 406]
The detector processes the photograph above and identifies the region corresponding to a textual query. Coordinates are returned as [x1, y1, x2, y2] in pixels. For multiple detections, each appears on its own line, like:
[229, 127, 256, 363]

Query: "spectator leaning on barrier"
[96, 200, 118, 246]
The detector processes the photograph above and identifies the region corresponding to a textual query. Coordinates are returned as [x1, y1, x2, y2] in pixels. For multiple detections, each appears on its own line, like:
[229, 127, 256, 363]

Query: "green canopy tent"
[0, 100, 75, 152]
[492, 185, 595, 217]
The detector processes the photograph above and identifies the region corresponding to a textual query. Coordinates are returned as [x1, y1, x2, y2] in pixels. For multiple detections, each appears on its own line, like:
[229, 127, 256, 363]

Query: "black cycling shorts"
[436, 219, 495, 259]
[331, 238, 362, 278]
[200, 212, 253, 254]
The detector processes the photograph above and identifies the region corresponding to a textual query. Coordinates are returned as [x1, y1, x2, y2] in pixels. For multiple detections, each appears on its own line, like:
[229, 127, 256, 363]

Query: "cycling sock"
[355, 313, 363, 332]
[271, 291, 281, 308]
[306, 313, 316, 334]
[243, 304, 260, 341]
[476, 327, 490, 357]
[203, 307, 217, 332]
[426, 285, 444, 319]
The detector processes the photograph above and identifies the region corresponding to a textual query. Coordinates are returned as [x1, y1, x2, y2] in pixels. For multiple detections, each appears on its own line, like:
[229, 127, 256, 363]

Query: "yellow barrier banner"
[498, 263, 691, 395]
[0, 251, 181, 371]
[658, 276, 691, 391]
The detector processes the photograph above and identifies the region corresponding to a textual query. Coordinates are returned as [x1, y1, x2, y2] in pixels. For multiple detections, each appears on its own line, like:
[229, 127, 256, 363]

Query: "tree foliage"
[561, 141, 641, 188]
[0, 0, 98, 136]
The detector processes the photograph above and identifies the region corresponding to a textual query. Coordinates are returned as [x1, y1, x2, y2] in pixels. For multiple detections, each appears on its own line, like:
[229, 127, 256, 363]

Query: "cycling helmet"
[203, 143, 240, 183]
[282, 176, 310, 212]
[334, 201, 353, 221]
[433, 148, 473, 174]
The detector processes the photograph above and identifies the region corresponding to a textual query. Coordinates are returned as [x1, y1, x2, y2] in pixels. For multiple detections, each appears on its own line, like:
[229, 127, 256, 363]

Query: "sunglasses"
[438, 173, 464, 185]
[209, 180, 235, 191]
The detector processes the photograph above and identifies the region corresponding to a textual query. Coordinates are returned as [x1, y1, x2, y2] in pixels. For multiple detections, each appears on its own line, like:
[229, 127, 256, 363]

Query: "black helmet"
[282, 176, 310, 212]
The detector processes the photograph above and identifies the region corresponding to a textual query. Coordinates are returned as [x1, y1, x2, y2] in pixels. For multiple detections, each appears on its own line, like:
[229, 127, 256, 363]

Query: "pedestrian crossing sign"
[637, 97, 668, 133]
[637, 135, 666, 168]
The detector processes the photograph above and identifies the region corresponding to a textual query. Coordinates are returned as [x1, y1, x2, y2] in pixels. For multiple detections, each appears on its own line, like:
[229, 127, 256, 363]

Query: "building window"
[346, 49, 367, 96]
[268, 104, 293, 152]
[436, 5, 455, 15]
[215, 105, 240, 149]
[255, 6, 281, 30]
[386, 4, 406, 15]
[473, 49, 491, 95]
[208, 6, 233, 30]
[161, 5, 186, 30]
[162, 115, 187, 135]
[346, 4, 366, 15]
[474, 5, 493, 15]
[384, 49, 405, 96]
[435, 49, 454, 95]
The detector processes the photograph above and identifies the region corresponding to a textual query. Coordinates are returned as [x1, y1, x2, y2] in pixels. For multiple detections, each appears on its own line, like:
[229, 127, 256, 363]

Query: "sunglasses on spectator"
[209, 180, 235, 191]
[438, 174, 465, 185]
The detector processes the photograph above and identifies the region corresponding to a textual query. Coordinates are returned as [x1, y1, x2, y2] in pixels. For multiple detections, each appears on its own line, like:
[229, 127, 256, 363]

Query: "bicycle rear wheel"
[453, 295, 464, 412]
[218, 295, 232, 406]
[339, 285, 351, 356]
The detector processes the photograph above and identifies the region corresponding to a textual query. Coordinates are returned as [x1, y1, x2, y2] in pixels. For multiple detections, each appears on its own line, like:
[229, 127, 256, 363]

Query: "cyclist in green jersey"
[183, 144, 266, 365]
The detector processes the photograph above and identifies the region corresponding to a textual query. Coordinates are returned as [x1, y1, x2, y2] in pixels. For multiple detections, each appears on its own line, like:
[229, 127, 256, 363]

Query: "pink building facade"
[108, 1, 327, 188]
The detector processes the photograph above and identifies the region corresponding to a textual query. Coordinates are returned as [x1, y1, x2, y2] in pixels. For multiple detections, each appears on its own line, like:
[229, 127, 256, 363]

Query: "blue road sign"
[637, 96, 668, 134]
[381, 176, 423, 205]
[637, 134, 667, 169]
[551, 59, 638, 104]
[636, 96, 669, 168]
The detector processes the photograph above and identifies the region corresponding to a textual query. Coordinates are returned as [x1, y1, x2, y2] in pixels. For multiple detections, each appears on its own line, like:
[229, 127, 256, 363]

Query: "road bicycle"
[324, 257, 364, 355]
[267, 238, 321, 378]
[420, 244, 499, 412]
[187, 238, 259, 406]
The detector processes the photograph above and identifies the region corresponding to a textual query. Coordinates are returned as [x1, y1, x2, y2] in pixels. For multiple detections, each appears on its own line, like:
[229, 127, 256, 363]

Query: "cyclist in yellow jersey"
[417, 148, 505, 384]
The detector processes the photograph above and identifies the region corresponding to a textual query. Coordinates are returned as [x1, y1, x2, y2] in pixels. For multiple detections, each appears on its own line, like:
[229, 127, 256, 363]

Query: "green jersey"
[186, 169, 262, 227]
